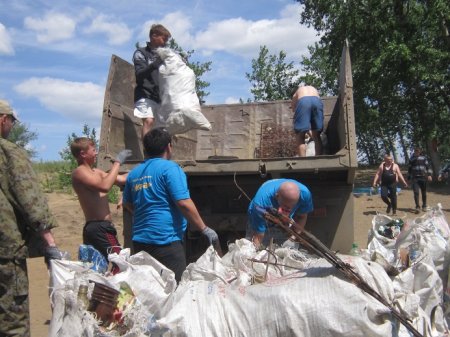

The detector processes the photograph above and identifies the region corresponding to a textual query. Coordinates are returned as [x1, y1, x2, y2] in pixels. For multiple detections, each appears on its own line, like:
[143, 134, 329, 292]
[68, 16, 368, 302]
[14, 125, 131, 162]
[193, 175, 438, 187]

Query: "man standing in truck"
[122, 128, 219, 282]
[291, 85, 324, 157]
[71, 137, 132, 273]
[246, 179, 313, 248]
[133, 24, 171, 139]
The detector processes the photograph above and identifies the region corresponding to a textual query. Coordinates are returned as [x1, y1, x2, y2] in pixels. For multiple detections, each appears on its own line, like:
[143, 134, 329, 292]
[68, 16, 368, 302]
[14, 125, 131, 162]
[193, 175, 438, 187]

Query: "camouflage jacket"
[0, 138, 57, 259]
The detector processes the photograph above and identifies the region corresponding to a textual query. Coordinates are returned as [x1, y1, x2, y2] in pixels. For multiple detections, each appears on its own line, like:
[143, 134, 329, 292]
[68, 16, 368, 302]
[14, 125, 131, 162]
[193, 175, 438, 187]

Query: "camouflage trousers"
[0, 259, 30, 337]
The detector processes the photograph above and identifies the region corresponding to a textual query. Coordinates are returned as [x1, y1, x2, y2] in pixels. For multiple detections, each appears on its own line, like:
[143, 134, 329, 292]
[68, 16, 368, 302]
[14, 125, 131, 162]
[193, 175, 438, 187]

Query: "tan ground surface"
[29, 170, 450, 337]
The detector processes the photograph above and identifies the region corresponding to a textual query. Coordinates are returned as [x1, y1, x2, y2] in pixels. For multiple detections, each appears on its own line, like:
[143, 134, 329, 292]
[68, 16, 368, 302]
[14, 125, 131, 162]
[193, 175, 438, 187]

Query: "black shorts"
[83, 220, 121, 260]
[133, 240, 186, 282]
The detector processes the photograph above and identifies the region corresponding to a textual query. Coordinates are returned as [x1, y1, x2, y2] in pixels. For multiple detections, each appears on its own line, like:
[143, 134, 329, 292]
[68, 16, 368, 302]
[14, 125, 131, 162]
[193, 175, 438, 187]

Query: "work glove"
[44, 245, 64, 266]
[201, 226, 219, 246]
[282, 238, 299, 250]
[113, 149, 133, 165]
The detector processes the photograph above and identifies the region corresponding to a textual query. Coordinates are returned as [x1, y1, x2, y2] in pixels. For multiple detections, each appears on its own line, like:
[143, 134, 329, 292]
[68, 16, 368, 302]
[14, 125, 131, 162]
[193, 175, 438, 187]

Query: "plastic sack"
[78, 244, 108, 274]
[155, 47, 212, 135]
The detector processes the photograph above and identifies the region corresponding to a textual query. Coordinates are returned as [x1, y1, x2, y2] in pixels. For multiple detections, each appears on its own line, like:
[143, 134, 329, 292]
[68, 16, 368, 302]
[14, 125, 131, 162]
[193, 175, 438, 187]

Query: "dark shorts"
[83, 220, 121, 260]
[133, 240, 186, 282]
[293, 96, 324, 133]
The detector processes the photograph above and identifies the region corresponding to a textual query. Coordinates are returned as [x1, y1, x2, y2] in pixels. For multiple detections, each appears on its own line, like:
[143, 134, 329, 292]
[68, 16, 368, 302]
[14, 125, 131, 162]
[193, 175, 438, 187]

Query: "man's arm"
[115, 173, 128, 186]
[133, 50, 162, 83]
[425, 157, 433, 182]
[395, 164, 408, 187]
[73, 163, 121, 193]
[176, 198, 221, 253]
[292, 213, 308, 233]
[372, 164, 382, 186]
[176, 198, 207, 231]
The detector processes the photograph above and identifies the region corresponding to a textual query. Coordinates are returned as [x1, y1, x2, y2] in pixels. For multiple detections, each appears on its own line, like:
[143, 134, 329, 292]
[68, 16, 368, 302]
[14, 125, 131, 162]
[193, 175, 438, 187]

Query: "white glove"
[113, 149, 133, 165]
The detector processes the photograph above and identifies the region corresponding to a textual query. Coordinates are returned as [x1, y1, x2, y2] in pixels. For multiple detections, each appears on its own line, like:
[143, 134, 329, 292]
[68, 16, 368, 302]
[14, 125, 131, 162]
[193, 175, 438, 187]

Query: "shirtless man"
[71, 137, 131, 272]
[291, 85, 324, 157]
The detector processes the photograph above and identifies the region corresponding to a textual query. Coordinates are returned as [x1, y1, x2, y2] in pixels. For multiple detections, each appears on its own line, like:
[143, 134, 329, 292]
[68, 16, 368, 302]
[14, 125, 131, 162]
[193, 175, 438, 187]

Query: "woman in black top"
[373, 155, 408, 215]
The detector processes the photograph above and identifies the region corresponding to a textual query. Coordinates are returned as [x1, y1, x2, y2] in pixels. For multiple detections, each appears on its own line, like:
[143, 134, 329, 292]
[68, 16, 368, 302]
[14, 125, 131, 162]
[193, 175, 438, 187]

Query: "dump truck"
[98, 41, 357, 260]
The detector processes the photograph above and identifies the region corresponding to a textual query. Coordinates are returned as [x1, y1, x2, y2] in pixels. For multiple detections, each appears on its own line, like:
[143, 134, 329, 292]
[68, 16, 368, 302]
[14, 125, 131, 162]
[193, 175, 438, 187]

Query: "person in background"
[408, 147, 433, 213]
[133, 24, 171, 139]
[122, 128, 219, 282]
[372, 154, 408, 215]
[438, 161, 450, 184]
[71, 137, 132, 274]
[0, 99, 63, 337]
[291, 85, 324, 157]
[246, 178, 313, 249]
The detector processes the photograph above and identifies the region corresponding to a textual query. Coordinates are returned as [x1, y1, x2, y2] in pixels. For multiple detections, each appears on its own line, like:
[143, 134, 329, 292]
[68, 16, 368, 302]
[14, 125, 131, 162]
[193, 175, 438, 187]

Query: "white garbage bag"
[155, 47, 211, 135]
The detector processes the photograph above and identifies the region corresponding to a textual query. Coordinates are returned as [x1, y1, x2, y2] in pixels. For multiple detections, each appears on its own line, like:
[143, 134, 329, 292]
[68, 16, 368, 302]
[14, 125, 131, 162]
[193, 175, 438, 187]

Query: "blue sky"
[0, 0, 319, 161]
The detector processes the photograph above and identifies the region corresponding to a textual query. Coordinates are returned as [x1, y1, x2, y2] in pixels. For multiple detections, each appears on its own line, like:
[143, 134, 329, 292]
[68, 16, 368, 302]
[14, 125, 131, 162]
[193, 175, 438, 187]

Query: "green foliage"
[7, 122, 38, 158]
[32, 161, 70, 193]
[246, 46, 300, 101]
[168, 39, 212, 104]
[296, 0, 450, 165]
[56, 124, 98, 191]
[108, 185, 121, 204]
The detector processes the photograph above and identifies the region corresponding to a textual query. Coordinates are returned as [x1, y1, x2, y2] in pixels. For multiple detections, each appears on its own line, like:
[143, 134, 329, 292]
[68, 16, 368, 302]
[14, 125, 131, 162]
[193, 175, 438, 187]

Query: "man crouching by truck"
[246, 179, 313, 249]
[71, 137, 132, 274]
[122, 128, 220, 282]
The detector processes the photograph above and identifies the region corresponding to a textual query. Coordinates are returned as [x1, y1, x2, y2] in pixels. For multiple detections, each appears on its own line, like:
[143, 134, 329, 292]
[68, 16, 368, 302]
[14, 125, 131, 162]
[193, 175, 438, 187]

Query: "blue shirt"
[123, 158, 190, 245]
[248, 179, 313, 233]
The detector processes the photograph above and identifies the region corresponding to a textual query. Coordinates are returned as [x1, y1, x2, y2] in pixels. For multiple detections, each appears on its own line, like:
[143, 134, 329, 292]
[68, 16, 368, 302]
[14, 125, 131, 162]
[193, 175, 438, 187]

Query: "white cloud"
[138, 11, 193, 46]
[193, 4, 317, 59]
[84, 14, 132, 45]
[24, 12, 76, 43]
[14, 77, 103, 123]
[0, 23, 14, 55]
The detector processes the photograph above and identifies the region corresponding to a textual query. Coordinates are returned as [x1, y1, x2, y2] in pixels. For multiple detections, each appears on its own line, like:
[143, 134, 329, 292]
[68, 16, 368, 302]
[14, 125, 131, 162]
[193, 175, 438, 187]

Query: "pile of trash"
[48, 204, 450, 337]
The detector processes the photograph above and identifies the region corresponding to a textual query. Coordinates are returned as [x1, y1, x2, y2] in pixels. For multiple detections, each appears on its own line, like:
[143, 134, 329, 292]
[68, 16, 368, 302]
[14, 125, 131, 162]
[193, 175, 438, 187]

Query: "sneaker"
[415, 206, 420, 214]
[392, 211, 397, 216]
[422, 206, 427, 212]
[386, 205, 391, 214]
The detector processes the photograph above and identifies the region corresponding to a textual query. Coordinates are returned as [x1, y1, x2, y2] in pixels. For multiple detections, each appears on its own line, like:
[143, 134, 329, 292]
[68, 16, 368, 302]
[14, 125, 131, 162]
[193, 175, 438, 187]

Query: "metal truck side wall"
[98, 41, 357, 256]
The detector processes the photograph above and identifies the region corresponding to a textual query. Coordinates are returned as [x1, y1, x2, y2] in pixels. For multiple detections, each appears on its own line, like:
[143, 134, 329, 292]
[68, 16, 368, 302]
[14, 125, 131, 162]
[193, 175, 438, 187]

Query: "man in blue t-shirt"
[123, 128, 219, 281]
[246, 179, 313, 248]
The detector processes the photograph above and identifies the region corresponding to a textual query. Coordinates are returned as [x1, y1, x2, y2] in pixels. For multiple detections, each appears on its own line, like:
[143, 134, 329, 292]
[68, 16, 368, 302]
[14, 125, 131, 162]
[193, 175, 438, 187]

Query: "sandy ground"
[29, 180, 450, 337]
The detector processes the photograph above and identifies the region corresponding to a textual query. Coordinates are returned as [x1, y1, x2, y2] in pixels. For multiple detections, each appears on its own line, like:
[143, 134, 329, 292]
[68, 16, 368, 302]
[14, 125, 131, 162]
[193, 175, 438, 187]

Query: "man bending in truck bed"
[246, 179, 313, 249]
[291, 85, 324, 157]
[71, 137, 131, 273]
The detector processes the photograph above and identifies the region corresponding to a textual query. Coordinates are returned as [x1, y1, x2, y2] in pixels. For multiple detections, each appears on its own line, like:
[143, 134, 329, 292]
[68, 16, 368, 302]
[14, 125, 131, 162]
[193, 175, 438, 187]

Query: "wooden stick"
[262, 207, 424, 337]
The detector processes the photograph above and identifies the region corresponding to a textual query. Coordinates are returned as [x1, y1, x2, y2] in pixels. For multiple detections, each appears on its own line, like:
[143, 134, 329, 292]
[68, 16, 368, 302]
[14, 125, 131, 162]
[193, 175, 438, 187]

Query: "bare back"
[72, 166, 112, 222]
[291, 86, 320, 111]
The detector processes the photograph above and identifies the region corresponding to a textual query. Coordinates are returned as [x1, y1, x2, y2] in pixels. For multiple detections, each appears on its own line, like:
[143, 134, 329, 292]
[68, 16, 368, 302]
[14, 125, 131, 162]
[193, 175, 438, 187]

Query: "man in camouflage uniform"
[0, 100, 63, 337]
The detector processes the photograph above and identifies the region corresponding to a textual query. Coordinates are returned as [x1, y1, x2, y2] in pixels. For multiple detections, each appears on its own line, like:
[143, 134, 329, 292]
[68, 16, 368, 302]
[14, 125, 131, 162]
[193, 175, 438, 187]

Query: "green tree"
[58, 124, 97, 191]
[168, 39, 212, 104]
[8, 122, 38, 158]
[296, 0, 450, 169]
[246, 46, 300, 101]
